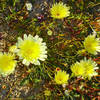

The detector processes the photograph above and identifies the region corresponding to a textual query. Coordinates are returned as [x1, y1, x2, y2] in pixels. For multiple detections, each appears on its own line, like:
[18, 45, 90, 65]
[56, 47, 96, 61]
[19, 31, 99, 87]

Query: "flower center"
[56, 13, 60, 16]
[58, 77, 62, 81]
[19, 40, 41, 61]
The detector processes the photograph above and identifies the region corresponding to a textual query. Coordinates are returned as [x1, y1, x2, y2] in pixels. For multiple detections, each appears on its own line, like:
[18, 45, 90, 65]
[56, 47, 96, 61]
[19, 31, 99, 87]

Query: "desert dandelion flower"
[50, 2, 70, 19]
[16, 34, 47, 66]
[71, 61, 85, 77]
[83, 35, 100, 55]
[0, 52, 16, 76]
[80, 58, 98, 79]
[55, 70, 69, 84]
[71, 58, 98, 79]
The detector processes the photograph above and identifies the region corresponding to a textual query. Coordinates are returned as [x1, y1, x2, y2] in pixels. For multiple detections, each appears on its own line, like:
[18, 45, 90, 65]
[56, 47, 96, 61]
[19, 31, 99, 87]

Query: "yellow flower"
[55, 70, 69, 84]
[80, 58, 98, 79]
[47, 29, 52, 36]
[71, 58, 98, 79]
[50, 2, 70, 19]
[83, 35, 100, 55]
[0, 52, 16, 76]
[16, 34, 47, 66]
[71, 61, 85, 77]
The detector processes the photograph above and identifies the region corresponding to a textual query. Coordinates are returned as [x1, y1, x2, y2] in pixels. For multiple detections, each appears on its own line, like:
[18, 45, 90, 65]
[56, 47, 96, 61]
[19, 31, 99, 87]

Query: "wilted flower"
[50, 2, 70, 19]
[16, 34, 47, 66]
[0, 52, 16, 76]
[55, 70, 69, 84]
[83, 35, 100, 55]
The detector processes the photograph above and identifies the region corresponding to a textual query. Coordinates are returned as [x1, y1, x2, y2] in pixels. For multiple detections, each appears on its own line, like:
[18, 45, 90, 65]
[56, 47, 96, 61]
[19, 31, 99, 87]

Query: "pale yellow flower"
[71, 61, 85, 77]
[71, 58, 98, 79]
[84, 35, 100, 55]
[50, 2, 70, 19]
[0, 52, 16, 76]
[55, 70, 69, 84]
[16, 34, 47, 66]
[80, 58, 98, 79]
